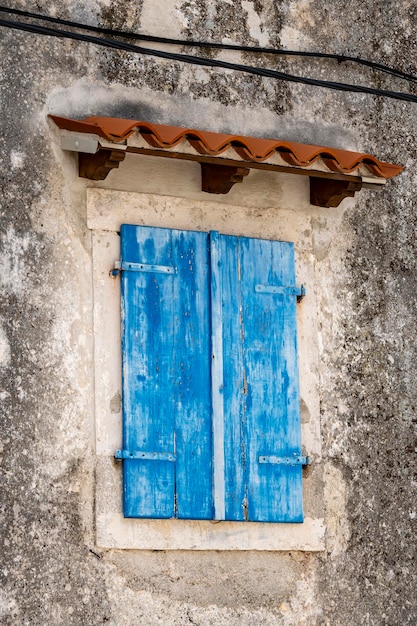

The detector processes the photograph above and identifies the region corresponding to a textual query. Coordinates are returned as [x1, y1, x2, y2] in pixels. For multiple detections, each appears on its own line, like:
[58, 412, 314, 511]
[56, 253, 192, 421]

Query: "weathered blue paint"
[215, 233, 247, 521]
[173, 229, 213, 519]
[120, 224, 212, 519]
[216, 234, 304, 522]
[240, 236, 303, 522]
[210, 231, 226, 520]
[120, 225, 304, 522]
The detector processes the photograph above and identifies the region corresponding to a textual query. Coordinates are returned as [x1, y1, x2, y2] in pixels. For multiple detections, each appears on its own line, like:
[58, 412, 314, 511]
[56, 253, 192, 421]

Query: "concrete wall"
[1, 1, 416, 624]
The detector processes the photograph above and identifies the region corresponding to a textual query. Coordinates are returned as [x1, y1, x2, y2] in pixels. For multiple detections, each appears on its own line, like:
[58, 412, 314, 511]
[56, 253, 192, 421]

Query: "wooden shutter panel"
[213, 233, 303, 522]
[120, 224, 213, 519]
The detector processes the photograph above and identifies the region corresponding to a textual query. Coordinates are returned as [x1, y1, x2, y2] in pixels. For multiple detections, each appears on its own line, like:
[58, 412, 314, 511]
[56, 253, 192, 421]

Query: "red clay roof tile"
[49, 115, 403, 179]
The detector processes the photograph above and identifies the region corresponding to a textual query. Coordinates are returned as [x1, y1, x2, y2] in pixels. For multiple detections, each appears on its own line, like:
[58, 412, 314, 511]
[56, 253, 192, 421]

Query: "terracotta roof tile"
[49, 115, 403, 179]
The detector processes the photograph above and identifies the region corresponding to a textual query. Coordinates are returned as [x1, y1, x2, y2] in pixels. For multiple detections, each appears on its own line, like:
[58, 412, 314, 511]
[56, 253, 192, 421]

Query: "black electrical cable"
[1, 4, 417, 86]
[1, 16, 417, 105]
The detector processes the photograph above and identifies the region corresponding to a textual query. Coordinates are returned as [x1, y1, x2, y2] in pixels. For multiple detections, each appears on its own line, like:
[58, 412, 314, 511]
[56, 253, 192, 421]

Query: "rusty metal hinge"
[111, 260, 176, 277]
[258, 454, 311, 466]
[255, 284, 306, 302]
[115, 450, 176, 461]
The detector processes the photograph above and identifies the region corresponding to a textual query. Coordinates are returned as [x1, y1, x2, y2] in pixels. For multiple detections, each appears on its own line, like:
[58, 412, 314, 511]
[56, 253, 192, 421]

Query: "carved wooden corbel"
[310, 177, 363, 208]
[201, 163, 250, 194]
[79, 148, 126, 181]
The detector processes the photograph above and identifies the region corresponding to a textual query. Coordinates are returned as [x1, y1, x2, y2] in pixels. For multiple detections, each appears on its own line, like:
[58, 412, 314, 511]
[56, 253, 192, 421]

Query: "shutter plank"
[121, 225, 176, 518]
[239, 237, 303, 522]
[174, 230, 213, 519]
[210, 232, 226, 520]
[216, 234, 247, 521]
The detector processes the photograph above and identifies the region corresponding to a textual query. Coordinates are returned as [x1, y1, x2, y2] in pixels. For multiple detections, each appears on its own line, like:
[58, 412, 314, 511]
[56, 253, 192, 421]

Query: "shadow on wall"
[45, 80, 361, 150]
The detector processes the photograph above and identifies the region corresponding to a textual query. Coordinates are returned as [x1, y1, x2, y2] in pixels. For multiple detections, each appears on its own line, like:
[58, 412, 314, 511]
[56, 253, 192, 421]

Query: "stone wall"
[1, 1, 416, 624]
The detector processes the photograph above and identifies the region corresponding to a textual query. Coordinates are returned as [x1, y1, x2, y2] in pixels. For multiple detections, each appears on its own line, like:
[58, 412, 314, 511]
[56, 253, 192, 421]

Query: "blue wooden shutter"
[119, 225, 303, 523]
[120, 224, 213, 519]
[211, 232, 303, 522]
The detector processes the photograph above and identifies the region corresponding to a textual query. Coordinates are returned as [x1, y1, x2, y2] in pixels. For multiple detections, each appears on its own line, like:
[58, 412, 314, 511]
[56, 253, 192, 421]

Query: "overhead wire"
[1, 8, 417, 105]
[1, 4, 417, 86]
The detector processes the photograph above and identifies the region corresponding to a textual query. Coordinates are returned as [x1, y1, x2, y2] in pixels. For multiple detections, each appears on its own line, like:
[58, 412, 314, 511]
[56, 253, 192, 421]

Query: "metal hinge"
[111, 260, 176, 277]
[115, 450, 176, 461]
[258, 454, 311, 466]
[255, 284, 306, 302]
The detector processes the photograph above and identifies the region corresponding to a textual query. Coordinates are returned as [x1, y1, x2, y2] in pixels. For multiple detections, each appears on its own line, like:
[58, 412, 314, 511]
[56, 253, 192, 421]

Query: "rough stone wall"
[1, 1, 416, 624]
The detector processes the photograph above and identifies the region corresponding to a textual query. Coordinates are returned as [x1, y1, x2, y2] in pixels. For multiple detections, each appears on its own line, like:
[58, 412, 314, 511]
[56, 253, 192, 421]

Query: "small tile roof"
[49, 115, 403, 180]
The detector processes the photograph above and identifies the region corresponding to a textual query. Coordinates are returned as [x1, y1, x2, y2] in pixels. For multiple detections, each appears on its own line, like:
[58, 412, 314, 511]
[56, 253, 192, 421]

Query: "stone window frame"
[89, 187, 324, 551]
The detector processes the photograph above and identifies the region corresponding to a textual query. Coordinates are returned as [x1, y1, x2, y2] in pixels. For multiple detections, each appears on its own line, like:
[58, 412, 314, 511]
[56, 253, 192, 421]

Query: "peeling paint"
[110, 391, 121, 414]
[0, 325, 11, 368]
[0, 227, 42, 297]
[323, 463, 350, 558]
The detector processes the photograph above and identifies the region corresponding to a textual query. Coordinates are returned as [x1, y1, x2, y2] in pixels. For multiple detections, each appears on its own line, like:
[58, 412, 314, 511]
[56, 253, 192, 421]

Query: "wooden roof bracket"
[200, 162, 250, 194]
[79, 148, 126, 181]
[75, 145, 384, 208]
[309, 176, 363, 208]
